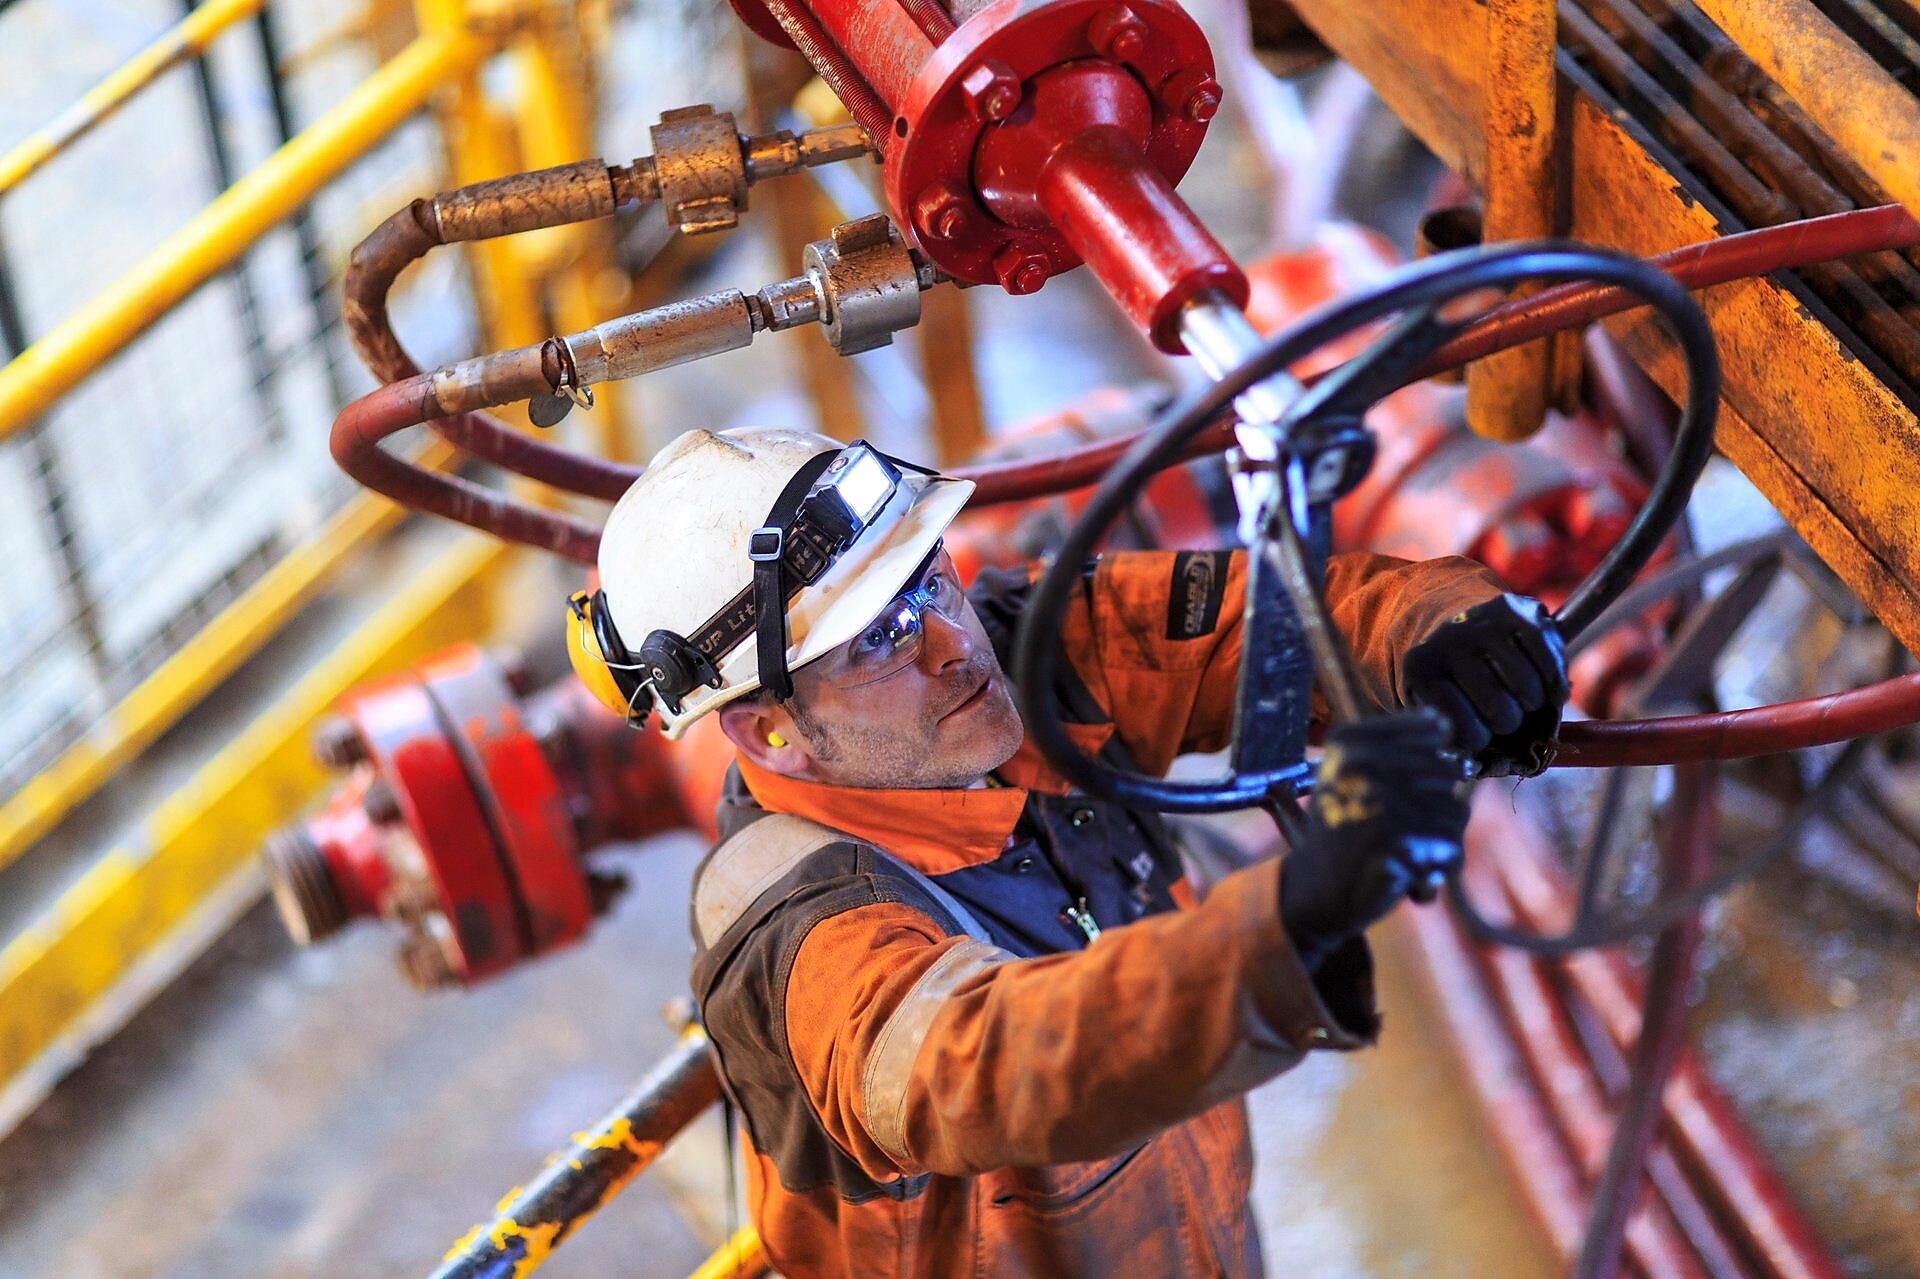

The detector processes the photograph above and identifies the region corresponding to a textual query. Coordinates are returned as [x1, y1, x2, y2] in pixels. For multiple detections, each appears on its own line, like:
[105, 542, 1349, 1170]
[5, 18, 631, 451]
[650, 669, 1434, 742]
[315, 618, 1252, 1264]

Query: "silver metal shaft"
[1177, 289, 1371, 724]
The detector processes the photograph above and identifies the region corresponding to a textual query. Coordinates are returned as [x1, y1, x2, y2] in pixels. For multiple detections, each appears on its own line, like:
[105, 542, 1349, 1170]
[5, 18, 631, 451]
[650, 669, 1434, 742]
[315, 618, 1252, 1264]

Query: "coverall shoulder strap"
[694, 811, 992, 949]
[869, 844, 993, 945]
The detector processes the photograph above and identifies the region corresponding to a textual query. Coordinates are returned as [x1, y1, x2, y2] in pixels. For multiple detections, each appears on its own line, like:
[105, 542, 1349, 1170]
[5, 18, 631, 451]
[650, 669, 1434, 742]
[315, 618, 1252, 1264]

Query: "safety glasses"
[834, 544, 966, 687]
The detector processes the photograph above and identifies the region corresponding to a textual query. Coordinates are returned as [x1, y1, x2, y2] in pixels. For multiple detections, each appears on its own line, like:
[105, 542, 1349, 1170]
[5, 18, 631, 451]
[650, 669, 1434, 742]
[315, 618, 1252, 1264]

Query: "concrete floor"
[0, 827, 1552, 1279]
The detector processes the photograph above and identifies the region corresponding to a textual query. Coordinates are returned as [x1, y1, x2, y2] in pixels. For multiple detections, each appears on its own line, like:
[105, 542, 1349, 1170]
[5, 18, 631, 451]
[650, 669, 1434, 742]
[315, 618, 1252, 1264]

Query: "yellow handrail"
[687, 1228, 770, 1279]
[0, 22, 502, 441]
[0, 0, 267, 197]
[0, 440, 455, 875]
[0, 534, 513, 1122]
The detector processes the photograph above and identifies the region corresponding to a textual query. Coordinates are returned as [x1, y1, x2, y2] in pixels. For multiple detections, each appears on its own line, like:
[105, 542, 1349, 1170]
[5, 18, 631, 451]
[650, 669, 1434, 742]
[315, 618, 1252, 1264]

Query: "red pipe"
[1490, 801, 1846, 1279]
[1423, 204, 1920, 378]
[1565, 994, 1755, 1279]
[972, 61, 1245, 349]
[1552, 672, 1920, 766]
[1574, 762, 1717, 1279]
[1464, 854, 1713, 1279]
[1399, 902, 1594, 1261]
[331, 374, 602, 565]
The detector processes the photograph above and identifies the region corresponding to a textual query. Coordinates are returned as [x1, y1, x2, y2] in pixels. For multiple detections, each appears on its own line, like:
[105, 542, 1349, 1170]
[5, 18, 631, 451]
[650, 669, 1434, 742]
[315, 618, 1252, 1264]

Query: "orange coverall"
[689, 549, 1504, 1277]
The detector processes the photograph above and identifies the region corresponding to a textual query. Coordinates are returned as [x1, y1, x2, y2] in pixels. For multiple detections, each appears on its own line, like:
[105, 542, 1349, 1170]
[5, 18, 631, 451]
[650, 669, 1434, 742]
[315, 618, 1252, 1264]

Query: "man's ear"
[718, 698, 813, 777]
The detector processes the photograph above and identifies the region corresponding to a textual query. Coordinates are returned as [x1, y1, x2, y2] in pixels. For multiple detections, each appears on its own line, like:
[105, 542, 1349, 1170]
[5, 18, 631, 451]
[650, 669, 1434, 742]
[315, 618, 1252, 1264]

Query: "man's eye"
[855, 625, 891, 655]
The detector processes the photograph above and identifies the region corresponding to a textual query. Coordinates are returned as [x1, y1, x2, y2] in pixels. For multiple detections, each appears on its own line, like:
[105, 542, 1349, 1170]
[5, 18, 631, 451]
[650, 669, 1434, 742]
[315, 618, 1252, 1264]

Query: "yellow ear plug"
[767, 731, 787, 748]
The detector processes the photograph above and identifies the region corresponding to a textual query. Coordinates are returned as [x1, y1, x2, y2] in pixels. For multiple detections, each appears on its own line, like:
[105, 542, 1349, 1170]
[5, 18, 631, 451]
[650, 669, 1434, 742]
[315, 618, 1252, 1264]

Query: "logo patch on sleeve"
[1165, 551, 1228, 640]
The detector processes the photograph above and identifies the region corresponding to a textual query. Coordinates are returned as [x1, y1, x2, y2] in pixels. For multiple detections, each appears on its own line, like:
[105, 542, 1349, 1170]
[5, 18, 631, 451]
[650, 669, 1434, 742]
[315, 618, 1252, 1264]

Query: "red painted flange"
[416, 646, 593, 958]
[341, 670, 523, 982]
[885, 0, 1215, 296]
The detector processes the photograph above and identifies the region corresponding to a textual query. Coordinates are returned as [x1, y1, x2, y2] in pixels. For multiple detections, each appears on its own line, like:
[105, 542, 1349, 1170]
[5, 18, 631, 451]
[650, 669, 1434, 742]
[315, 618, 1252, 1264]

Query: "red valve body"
[732, 0, 1240, 350]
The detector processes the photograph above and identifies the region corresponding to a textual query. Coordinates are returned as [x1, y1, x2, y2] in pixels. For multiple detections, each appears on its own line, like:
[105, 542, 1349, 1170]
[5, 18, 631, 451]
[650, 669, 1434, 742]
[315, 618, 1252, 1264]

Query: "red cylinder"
[975, 62, 1244, 348]
[801, 0, 937, 109]
[732, 0, 1235, 347]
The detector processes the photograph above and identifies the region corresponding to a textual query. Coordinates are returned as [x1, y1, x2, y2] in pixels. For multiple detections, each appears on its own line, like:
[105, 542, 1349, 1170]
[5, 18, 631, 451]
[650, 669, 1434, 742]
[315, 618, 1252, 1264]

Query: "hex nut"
[363, 779, 403, 826]
[1088, 5, 1147, 61]
[993, 244, 1050, 295]
[311, 715, 367, 769]
[912, 184, 972, 242]
[961, 60, 1023, 122]
[1159, 68, 1223, 123]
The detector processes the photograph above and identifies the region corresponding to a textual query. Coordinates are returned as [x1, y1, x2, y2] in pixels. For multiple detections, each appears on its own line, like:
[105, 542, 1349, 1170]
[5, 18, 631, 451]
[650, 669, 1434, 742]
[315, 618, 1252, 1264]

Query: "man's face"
[779, 548, 1025, 790]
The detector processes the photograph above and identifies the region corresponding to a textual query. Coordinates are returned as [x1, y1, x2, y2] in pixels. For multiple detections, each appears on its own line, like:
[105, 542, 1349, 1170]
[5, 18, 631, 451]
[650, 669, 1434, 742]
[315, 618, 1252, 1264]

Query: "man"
[569, 426, 1566, 1276]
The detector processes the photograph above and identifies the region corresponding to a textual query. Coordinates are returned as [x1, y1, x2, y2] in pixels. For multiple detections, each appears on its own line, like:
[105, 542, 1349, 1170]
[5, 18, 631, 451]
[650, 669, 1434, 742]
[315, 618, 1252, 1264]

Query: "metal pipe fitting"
[339, 106, 876, 508]
[564, 291, 762, 385]
[333, 217, 941, 555]
[801, 214, 925, 354]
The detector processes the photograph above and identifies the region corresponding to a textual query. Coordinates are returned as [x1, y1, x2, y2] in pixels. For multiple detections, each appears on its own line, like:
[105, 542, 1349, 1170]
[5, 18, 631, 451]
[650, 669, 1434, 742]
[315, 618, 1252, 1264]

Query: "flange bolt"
[913, 183, 973, 242]
[264, 828, 348, 946]
[363, 779, 403, 826]
[1159, 68, 1223, 123]
[962, 60, 1023, 122]
[1088, 5, 1147, 61]
[993, 245, 1050, 295]
[311, 716, 367, 769]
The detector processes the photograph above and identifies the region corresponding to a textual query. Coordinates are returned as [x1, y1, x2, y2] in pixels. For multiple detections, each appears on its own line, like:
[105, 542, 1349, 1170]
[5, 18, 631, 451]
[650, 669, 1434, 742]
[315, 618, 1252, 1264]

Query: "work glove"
[1401, 592, 1569, 777]
[1279, 710, 1469, 974]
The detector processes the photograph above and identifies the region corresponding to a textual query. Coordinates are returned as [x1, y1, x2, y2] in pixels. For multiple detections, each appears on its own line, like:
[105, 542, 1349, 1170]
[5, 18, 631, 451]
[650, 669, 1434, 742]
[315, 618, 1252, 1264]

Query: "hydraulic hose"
[1550, 676, 1920, 765]
[956, 203, 1920, 507]
[332, 365, 603, 564]
[336, 204, 1920, 555]
[343, 165, 649, 502]
[1012, 242, 1721, 812]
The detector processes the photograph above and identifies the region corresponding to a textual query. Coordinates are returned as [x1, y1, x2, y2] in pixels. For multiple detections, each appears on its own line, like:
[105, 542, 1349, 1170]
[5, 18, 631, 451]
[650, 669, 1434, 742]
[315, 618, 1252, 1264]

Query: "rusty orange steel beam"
[1281, 0, 1920, 657]
[1469, 0, 1563, 442]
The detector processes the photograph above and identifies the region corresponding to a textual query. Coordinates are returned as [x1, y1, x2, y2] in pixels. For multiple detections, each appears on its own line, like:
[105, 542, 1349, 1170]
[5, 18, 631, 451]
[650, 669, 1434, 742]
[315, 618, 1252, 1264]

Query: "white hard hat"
[590, 426, 974, 738]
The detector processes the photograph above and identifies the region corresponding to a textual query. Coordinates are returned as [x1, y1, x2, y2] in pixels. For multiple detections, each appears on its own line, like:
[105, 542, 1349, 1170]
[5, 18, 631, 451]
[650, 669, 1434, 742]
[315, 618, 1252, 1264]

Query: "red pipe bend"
[1554, 672, 1920, 766]
[331, 376, 602, 565]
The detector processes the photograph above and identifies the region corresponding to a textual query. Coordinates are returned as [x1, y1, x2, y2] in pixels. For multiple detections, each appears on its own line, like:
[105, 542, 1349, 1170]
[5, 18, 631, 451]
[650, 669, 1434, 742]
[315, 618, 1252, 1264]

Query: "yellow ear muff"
[567, 591, 639, 719]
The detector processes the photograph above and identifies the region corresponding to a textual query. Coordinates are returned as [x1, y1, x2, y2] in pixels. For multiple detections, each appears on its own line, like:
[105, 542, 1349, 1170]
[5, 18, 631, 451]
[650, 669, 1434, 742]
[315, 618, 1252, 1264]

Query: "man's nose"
[918, 607, 974, 672]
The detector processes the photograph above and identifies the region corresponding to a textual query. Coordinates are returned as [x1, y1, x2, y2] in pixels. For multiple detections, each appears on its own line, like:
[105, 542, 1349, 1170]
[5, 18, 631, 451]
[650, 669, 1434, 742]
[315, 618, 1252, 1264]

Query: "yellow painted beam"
[0, 23, 502, 442]
[687, 1228, 769, 1279]
[0, 442, 456, 876]
[0, 0, 266, 196]
[0, 535, 511, 1094]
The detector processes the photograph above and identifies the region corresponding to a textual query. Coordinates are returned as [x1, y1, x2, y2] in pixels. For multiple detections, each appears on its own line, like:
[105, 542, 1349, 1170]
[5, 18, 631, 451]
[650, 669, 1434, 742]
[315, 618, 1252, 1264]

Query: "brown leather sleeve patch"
[1165, 551, 1229, 640]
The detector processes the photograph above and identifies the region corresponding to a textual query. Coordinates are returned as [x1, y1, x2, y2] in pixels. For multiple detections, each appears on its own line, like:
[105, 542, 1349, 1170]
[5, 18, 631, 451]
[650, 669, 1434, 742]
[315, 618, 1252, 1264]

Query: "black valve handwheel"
[1012, 242, 1723, 814]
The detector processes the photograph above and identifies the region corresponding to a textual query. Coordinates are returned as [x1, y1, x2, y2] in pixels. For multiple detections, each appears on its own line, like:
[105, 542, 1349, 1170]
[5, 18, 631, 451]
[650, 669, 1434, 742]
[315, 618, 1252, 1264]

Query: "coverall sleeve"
[785, 854, 1364, 1180]
[1054, 549, 1507, 774]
